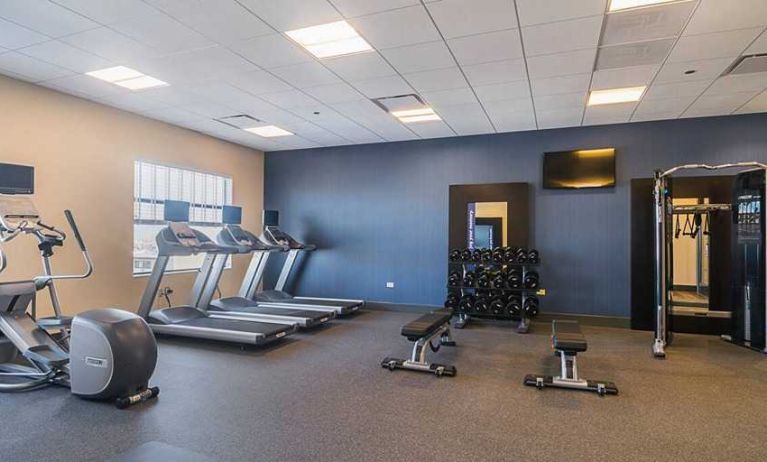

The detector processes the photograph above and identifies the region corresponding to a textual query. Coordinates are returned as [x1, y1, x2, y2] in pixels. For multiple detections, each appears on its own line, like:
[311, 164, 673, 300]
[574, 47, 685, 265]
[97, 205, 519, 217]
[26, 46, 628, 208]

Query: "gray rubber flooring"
[2, 309, 766, 462]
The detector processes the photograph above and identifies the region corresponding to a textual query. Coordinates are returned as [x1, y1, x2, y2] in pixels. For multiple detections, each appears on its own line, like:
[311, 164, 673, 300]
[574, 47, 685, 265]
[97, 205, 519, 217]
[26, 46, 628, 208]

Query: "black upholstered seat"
[401, 311, 452, 340]
[552, 320, 587, 353]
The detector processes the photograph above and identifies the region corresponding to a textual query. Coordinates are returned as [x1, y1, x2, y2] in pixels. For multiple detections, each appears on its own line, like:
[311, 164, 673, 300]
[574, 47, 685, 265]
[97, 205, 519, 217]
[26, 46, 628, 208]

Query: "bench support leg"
[524, 351, 618, 396]
[381, 324, 457, 377]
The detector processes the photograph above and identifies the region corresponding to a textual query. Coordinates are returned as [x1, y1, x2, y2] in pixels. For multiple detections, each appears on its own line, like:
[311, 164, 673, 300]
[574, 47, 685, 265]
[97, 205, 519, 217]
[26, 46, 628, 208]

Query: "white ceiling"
[0, 0, 766, 152]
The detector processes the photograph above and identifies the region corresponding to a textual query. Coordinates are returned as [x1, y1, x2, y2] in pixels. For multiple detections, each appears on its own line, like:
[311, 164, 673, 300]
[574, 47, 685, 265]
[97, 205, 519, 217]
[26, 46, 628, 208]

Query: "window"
[133, 161, 232, 275]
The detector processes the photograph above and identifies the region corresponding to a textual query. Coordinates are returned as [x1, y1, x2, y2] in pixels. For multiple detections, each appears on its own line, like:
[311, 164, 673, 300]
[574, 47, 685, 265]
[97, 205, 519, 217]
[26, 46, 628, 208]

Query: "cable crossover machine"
[652, 161, 767, 358]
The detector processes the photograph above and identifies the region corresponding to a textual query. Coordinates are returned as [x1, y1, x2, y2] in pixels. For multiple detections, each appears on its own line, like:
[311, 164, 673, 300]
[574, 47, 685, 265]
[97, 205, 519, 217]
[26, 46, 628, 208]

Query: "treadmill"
[193, 205, 335, 329]
[253, 210, 364, 316]
[137, 200, 295, 345]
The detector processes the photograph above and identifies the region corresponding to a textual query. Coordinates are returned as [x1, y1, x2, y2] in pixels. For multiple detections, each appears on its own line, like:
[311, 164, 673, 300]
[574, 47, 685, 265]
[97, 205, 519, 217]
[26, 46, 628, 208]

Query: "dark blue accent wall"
[264, 114, 767, 317]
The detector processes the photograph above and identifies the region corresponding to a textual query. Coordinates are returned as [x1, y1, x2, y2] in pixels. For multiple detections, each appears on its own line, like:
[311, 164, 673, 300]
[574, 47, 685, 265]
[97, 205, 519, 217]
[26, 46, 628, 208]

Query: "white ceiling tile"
[380, 41, 455, 74]
[226, 70, 293, 95]
[180, 100, 238, 118]
[229, 34, 312, 69]
[447, 29, 523, 66]
[583, 102, 637, 125]
[302, 82, 365, 104]
[426, 0, 517, 39]
[534, 92, 587, 111]
[259, 89, 321, 109]
[706, 73, 767, 96]
[139, 46, 259, 84]
[0, 0, 98, 37]
[522, 16, 603, 57]
[407, 120, 456, 139]
[39, 73, 126, 99]
[329, 0, 419, 18]
[135, 85, 208, 107]
[270, 61, 340, 88]
[590, 65, 659, 90]
[746, 30, 767, 54]
[53, 0, 156, 24]
[0, 51, 73, 82]
[98, 92, 170, 113]
[631, 111, 681, 122]
[536, 108, 584, 129]
[689, 90, 760, 112]
[421, 87, 478, 110]
[18, 41, 111, 73]
[654, 57, 732, 83]
[516, 0, 607, 27]
[141, 106, 205, 125]
[323, 52, 395, 81]
[184, 81, 277, 114]
[350, 75, 414, 98]
[403, 66, 466, 92]
[59, 27, 163, 63]
[349, 6, 441, 50]
[527, 48, 597, 80]
[596, 39, 674, 70]
[331, 99, 393, 126]
[668, 28, 763, 63]
[643, 80, 710, 100]
[483, 98, 535, 121]
[0, 18, 48, 49]
[462, 59, 527, 86]
[530, 73, 592, 96]
[635, 95, 697, 114]
[473, 80, 531, 103]
[439, 102, 495, 135]
[735, 89, 767, 114]
[238, 0, 342, 31]
[685, 0, 767, 36]
[110, 11, 215, 55]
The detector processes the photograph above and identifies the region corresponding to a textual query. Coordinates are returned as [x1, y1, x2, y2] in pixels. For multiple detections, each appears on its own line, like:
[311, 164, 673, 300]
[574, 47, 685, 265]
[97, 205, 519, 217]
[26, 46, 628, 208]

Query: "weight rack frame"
[447, 252, 543, 333]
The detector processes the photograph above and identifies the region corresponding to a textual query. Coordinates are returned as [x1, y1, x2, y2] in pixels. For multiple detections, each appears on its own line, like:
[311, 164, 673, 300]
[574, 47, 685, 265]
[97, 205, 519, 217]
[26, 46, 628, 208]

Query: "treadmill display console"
[264, 210, 279, 227]
[223, 206, 242, 225]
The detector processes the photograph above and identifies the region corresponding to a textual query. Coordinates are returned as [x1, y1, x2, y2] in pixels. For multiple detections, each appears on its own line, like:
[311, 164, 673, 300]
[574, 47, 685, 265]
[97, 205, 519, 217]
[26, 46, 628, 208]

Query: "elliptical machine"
[0, 163, 159, 408]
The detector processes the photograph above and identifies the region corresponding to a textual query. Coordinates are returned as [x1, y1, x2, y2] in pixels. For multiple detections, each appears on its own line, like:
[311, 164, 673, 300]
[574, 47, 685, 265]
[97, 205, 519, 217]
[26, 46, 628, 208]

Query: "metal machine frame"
[652, 162, 767, 358]
[381, 322, 456, 377]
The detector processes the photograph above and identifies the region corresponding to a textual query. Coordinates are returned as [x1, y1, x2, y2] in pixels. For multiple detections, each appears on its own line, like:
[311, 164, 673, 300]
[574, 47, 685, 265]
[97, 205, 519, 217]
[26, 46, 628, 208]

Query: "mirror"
[468, 201, 508, 248]
[671, 197, 710, 313]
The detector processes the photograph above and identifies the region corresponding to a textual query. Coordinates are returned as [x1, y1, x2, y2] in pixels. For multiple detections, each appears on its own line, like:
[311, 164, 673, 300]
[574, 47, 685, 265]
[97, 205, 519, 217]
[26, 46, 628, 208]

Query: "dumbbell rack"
[447, 251, 542, 333]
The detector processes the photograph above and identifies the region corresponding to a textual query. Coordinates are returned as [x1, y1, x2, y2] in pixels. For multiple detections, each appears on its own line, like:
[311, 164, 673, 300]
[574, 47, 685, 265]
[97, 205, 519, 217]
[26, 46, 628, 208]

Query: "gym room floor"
[2, 309, 765, 462]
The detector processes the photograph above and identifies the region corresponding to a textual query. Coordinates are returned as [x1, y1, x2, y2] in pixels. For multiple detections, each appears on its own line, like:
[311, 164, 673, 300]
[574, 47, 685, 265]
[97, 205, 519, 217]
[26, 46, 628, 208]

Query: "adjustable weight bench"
[381, 309, 456, 377]
[524, 320, 618, 396]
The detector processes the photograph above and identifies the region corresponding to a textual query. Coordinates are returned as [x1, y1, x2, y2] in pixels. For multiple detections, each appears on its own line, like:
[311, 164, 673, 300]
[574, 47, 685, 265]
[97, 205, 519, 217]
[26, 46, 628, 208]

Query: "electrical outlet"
[386, 282, 395, 289]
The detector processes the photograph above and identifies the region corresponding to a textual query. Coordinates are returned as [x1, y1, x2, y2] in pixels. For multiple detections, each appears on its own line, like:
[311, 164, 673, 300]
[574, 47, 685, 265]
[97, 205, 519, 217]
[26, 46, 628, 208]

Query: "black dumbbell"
[448, 271, 462, 287]
[458, 294, 475, 313]
[476, 272, 490, 289]
[462, 271, 476, 287]
[491, 247, 504, 263]
[474, 296, 489, 313]
[502, 247, 516, 264]
[480, 248, 492, 262]
[527, 249, 539, 264]
[470, 248, 482, 262]
[449, 249, 462, 262]
[444, 292, 460, 309]
[515, 248, 527, 264]
[491, 271, 506, 289]
[507, 268, 522, 289]
[506, 295, 522, 317]
[489, 296, 505, 315]
[524, 296, 539, 318]
[523, 271, 539, 289]
[461, 248, 473, 261]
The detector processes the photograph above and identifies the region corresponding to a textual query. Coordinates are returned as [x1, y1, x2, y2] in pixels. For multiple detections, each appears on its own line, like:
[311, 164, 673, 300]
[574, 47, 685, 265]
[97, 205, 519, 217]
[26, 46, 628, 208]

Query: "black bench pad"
[401, 311, 451, 340]
[552, 320, 587, 353]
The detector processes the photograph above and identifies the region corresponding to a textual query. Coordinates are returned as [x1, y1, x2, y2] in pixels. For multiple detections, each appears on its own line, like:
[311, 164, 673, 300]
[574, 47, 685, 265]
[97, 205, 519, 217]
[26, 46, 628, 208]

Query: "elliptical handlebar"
[64, 210, 86, 252]
[42, 210, 93, 282]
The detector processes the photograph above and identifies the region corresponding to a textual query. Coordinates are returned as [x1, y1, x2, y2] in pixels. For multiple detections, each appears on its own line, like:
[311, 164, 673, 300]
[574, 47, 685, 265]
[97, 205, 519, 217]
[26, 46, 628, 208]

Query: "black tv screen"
[543, 148, 616, 189]
[263, 210, 279, 227]
[164, 200, 190, 222]
[0, 163, 34, 195]
[222, 205, 242, 225]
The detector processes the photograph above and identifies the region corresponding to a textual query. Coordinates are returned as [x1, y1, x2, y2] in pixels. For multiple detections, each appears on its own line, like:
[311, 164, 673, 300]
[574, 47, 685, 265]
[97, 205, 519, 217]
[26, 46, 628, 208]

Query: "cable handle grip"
[64, 210, 87, 252]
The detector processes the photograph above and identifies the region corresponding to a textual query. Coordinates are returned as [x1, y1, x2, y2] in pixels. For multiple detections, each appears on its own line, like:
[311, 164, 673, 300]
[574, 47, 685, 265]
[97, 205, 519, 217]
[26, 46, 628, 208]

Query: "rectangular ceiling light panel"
[286, 21, 373, 59]
[596, 38, 674, 69]
[86, 66, 167, 90]
[608, 0, 694, 12]
[588, 86, 647, 105]
[245, 125, 294, 137]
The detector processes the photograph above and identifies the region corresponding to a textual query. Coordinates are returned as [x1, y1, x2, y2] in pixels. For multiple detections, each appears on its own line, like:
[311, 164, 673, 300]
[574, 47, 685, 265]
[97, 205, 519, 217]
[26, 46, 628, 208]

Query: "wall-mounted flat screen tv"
[543, 148, 616, 189]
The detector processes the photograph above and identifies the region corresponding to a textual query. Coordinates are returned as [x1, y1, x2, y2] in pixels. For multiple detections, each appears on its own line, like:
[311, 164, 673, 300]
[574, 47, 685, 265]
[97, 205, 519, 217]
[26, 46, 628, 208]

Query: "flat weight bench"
[524, 320, 618, 396]
[381, 309, 456, 377]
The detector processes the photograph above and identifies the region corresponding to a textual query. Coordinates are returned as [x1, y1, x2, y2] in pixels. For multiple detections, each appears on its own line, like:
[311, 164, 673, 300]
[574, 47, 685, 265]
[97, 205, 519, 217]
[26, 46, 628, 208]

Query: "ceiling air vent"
[724, 54, 767, 76]
[596, 38, 674, 70]
[215, 114, 262, 129]
[601, 1, 695, 46]
[372, 94, 427, 113]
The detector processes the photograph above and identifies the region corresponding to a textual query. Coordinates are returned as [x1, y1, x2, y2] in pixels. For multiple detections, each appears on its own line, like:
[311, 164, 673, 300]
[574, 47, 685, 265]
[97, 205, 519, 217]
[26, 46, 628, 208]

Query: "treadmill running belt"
[180, 317, 292, 336]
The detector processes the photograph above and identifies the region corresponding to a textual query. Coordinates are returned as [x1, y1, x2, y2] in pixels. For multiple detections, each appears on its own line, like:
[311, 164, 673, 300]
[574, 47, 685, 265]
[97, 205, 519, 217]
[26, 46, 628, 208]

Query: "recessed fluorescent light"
[86, 66, 168, 90]
[391, 108, 436, 118]
[244, 125, 294, 138]
[588, 86, 646, 106]
[399, 113, 442, 123]
[286, 20, 373, 59]
[86, 66, 143, 82]
[608, 0, 689, 12]
[113, 75, 168, 90]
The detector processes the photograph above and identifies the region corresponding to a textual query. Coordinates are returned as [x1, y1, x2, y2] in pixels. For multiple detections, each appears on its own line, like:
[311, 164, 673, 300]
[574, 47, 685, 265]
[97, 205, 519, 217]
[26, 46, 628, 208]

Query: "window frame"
[133, 159, 233, 277]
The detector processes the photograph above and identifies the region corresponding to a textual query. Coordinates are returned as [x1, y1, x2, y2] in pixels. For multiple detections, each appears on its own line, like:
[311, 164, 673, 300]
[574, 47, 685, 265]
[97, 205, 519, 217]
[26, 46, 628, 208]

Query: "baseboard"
[366, 302, 630, 329]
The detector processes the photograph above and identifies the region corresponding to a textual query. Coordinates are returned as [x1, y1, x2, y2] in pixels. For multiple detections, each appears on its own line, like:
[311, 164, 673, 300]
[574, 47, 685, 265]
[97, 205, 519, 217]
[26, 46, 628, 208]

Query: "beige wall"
[0, 75, 264, 317]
